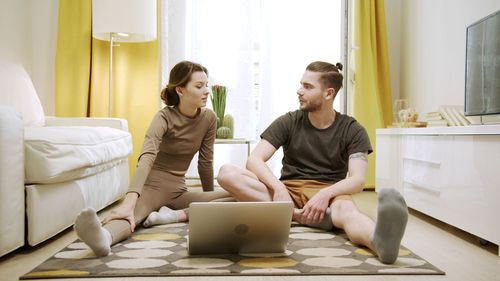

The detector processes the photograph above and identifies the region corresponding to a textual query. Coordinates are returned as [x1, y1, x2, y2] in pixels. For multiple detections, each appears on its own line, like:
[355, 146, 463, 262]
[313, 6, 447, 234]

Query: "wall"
[0, 0, 32, 74]
[0, 0, 58, 116]
[387, 0, 500, 118]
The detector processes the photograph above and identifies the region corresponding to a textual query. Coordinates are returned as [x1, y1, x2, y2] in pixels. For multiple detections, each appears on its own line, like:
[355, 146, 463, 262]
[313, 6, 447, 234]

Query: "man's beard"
[300, 99, 322, 112]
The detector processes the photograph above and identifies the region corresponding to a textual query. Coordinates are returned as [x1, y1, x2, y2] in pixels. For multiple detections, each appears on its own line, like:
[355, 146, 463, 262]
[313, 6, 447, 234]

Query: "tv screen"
[465, 10, 500, 116]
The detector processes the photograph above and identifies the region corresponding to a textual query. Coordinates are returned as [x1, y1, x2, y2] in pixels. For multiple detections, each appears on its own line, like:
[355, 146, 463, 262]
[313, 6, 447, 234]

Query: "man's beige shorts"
[282, 179, 352, 209]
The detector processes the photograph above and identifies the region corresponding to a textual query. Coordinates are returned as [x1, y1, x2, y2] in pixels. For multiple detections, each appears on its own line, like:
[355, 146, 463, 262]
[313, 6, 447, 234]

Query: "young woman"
[74, 61, 232, 256]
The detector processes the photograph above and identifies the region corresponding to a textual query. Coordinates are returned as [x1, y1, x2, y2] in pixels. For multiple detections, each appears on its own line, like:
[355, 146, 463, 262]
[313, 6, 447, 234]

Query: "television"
[464, 10, 500, 117]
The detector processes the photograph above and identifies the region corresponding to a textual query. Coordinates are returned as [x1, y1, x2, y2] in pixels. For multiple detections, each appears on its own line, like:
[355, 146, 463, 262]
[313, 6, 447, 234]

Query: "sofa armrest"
[44, 116, 129, 131]
[0, 105, 25, 256]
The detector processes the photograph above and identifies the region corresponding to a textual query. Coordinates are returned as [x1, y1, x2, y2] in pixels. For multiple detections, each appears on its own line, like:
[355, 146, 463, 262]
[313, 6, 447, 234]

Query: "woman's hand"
[102, 192, 138, 232]
[300, 189, 331, 224]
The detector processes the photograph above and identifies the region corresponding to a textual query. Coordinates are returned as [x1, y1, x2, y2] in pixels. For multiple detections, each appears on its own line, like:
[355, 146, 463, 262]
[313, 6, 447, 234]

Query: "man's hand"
[300, 189, 331, 224]
[102, 192, 138, 232]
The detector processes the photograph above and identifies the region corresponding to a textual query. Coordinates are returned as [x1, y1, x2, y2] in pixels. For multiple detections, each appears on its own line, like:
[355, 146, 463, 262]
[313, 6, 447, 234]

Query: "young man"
[217, 61, 408, 264]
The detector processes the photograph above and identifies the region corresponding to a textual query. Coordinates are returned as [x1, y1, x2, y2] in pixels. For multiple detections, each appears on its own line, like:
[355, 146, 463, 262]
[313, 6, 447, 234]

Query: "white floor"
[1, 191, 499, 281]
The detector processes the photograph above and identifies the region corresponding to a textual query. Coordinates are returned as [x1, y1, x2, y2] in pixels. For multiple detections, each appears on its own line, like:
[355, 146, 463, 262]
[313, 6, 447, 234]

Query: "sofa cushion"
[0, 62, 45, 126]
[24, 126, 132, 184]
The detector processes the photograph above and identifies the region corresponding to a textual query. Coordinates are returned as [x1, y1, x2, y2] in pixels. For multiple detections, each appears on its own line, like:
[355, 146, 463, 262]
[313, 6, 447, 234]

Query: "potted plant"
[210, 85, 233, 139]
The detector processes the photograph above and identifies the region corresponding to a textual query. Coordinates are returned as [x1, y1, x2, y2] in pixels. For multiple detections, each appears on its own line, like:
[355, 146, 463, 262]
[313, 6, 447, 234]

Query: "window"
[162, 0, 345, 177]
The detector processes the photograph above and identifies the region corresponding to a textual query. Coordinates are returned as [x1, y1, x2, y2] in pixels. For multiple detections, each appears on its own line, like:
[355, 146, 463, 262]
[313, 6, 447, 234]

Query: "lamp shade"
[92, 0, 157, 42]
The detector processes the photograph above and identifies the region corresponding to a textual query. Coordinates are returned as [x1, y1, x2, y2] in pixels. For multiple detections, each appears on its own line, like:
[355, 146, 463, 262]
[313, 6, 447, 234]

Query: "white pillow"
[0, 62, 45, 126]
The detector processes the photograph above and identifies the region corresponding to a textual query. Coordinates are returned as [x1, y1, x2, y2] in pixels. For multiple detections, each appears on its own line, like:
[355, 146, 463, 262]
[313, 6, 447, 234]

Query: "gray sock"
[143, 206, 179, 227]
[74, 207, 111, 257]
[370, 188, 408, 264]
[299, 208, 334, 231]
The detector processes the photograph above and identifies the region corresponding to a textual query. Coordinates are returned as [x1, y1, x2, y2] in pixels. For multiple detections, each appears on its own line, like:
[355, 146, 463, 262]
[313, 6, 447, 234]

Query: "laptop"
[188, 201, 294, 255]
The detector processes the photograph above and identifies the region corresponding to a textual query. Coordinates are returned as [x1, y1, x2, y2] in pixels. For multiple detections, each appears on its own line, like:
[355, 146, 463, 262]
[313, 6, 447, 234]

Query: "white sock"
[143, 206, 179, 227]
[370, 188, 408, 264]
[74, 207, 111, 257]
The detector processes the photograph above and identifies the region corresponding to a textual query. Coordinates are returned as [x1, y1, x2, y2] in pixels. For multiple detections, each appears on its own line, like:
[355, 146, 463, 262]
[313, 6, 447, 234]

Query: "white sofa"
[0, 62, 132, 257]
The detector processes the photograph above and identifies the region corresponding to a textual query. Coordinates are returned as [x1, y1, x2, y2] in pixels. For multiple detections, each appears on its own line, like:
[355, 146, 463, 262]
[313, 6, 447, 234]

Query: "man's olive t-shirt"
[260, 110, 373, 184]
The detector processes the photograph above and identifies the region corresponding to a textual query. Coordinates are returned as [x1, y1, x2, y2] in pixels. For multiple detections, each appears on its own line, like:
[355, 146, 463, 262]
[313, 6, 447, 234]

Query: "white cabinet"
[376, 125, 500, 255]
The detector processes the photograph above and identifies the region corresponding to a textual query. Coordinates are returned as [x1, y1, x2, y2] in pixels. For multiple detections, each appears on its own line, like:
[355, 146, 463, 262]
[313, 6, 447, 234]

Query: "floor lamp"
[92, 0, 157, 117]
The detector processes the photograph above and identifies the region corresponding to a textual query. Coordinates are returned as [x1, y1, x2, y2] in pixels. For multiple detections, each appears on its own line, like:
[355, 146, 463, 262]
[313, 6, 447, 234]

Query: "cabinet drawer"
[403, 158, 441, 194]
[404, 180, 442, 218]
[402, 135, 443, 164]
[401, 135, 445, 194]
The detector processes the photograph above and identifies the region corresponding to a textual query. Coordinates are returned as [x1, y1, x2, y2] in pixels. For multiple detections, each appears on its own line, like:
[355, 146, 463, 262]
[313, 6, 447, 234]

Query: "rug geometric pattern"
[21, 222, 444, 279]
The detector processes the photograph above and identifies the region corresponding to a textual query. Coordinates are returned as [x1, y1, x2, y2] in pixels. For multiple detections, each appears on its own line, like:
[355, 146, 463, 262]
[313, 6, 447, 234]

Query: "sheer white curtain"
[160, 0, 343, 177]
[259, 0, 342, 174]
[188, 0, 258, 140]
[161, 0, 258, 178]
[259, 0, 342, 130]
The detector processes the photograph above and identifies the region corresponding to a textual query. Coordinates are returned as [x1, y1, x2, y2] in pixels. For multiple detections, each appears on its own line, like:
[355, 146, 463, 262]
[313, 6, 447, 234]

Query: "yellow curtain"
[350, 0, 392, 188]
[55, 0, 92, 117]
[55, 0, 159, 177]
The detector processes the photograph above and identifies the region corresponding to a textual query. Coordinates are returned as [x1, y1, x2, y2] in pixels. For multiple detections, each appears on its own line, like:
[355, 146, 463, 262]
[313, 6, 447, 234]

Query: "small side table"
[186, 138, 254, 183]
[215, 138, 252, 156]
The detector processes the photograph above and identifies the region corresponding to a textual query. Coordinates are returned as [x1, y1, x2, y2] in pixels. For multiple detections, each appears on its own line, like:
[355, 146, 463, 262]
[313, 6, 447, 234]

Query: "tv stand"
[375, 125, 500, 255]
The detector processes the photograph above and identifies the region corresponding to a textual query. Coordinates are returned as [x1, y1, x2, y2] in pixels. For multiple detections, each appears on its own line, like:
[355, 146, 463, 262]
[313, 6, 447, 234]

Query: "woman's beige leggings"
[104, 168, 232, 244]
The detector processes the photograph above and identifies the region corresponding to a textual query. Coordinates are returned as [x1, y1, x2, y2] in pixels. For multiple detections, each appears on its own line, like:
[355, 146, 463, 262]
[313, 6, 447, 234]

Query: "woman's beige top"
[128, 106, 217, 195]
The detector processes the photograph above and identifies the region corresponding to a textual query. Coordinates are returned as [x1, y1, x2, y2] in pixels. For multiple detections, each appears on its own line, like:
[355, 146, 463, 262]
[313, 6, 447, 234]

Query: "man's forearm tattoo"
[349, 152, 368, 162]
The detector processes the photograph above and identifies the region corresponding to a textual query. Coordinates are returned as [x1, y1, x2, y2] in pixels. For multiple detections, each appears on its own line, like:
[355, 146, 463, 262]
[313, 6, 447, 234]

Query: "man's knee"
[330, 199, 357, 225]
[217, 164, 240, 187]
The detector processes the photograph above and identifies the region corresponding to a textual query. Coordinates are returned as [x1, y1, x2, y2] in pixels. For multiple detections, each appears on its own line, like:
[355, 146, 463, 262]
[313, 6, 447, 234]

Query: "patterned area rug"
[22, 222, 444, 279]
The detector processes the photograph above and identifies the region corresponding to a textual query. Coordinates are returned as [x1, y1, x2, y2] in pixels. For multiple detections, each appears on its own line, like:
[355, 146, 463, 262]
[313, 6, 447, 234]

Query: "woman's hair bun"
[335, 62, 343, 71]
